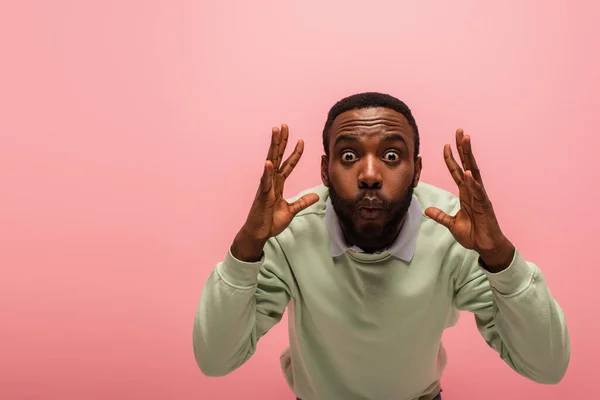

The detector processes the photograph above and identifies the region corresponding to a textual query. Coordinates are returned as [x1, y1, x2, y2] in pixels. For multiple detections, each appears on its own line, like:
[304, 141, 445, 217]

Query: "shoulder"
[284, 182, 460, 217]
[413, 182, 470, 272]
[285, 184, 329, 218]
[285, 182, 458, 217]
[413, 181, 460, 215]
[274, 184, 329, 245]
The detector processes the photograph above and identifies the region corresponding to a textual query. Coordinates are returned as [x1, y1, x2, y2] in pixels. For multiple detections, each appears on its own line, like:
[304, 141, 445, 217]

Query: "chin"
[355, 221, 385, 234]
[353, 226, 386, 244]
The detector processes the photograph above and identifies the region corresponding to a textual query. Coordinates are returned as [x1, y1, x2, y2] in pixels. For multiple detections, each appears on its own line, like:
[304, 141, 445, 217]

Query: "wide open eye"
[341, 151, 357, 162]
[383, 151, 400, 162]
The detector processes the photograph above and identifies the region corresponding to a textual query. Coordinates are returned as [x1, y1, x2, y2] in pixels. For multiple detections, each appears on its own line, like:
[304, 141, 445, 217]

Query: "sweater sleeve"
[453, 247, 570, 384]
[193, 238, 292, 377]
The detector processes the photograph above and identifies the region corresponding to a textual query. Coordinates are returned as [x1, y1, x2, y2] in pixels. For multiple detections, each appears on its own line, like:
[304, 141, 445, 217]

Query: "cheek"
[328, 166, 357, 195]
[381, 169, 413, 195]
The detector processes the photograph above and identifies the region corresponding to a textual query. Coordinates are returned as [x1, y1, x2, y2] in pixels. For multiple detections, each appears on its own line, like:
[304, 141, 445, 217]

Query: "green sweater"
[193, 183, 570, 400]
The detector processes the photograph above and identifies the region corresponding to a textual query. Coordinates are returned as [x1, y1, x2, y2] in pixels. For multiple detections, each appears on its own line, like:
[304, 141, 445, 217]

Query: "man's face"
[321, 107, 422, 253]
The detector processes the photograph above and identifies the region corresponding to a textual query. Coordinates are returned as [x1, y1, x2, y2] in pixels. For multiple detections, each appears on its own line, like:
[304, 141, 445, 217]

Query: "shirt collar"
[325, 194, 423, 261]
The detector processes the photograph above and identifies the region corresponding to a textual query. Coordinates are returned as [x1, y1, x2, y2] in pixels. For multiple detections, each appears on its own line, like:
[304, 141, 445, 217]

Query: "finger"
[443, 144, 465, 187]
[266, 127, 281, 163]
[260, 160, 275, 194]
[462, 135, 483, 184]
[280, 139, 304, 179]
[465, 170, 486, 202]
[455, 128, 467, 170]
[274, 124, 289, 170]
[424, 206, 455, 230]
[273, 170, 285, 198]
[288, 193, 320, 216]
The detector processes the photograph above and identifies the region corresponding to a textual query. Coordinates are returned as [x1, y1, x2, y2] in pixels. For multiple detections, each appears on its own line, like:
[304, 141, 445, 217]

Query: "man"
[193, 92, 570, 400]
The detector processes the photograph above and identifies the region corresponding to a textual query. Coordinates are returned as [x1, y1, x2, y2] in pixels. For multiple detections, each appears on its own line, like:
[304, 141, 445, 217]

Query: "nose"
[358, 155, 382, 190]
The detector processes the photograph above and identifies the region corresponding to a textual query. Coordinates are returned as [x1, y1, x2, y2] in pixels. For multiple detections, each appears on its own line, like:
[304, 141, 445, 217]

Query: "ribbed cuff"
[216, 245, 264, 288]
[482, 249, 535, 296]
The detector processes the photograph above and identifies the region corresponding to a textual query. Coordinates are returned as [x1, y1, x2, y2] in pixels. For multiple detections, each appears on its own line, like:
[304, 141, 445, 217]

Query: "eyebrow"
[333, 133, 407, 147]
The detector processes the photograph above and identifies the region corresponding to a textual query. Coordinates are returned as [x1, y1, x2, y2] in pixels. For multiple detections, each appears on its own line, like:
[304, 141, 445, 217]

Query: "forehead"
[329, 107, 414, 146]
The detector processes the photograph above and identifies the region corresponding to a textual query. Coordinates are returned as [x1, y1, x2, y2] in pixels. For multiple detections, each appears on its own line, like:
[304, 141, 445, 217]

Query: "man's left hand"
[425, 129, 515, 273]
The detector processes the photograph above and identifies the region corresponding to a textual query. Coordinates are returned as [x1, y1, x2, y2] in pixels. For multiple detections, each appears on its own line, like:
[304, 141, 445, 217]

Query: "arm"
[425, 128, 570, 383]
[454, 247, 570, 384]
[192, 124, 318, 377]
[193, 238, 291, 377]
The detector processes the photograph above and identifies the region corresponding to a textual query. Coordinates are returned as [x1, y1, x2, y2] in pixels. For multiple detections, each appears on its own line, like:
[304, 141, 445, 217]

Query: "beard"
[328, 179, 414, 253]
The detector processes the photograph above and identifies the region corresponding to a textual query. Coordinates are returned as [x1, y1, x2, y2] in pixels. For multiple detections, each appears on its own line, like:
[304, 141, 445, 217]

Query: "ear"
[321, 155, 329, 186]
[412, 156, 422, 188]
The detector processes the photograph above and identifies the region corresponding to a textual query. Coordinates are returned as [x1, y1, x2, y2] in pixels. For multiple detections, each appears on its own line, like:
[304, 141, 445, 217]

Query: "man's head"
[321, 92, 422, 253]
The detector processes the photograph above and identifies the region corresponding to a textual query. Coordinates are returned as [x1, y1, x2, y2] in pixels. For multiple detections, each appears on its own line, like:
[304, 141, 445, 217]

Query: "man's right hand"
[231, 124, 319, 262]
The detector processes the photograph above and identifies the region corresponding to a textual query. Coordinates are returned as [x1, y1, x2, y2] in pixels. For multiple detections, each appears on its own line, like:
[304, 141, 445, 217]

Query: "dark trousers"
[297, 392, 441, 400]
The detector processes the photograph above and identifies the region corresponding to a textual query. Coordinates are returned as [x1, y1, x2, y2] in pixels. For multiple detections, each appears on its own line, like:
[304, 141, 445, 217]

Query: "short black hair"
[322, 92, 420, 161]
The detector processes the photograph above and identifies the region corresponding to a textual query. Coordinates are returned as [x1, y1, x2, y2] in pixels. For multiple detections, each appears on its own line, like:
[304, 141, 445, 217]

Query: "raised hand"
[231, 124, 319, 262]
[424, 129, 514, 271]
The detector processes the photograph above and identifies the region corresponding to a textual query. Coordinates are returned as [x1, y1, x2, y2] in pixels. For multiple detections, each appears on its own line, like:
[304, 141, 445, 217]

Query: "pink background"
[1, 1, 598, 399]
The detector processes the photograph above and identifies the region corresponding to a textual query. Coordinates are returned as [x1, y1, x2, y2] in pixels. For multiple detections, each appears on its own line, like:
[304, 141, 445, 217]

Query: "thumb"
[424, 207, 454, 230]
[288, 193, 320, 217]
